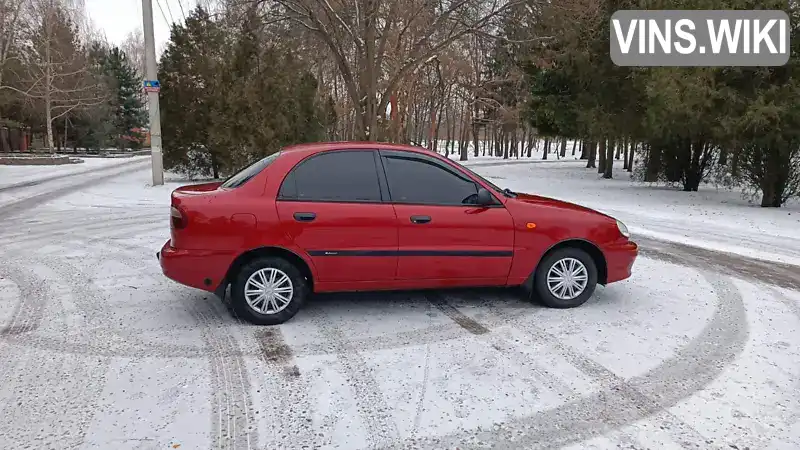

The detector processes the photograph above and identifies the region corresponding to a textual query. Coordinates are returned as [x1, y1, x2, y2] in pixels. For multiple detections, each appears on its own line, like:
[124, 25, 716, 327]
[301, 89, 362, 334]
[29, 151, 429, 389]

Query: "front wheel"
[534, 248, 598, 308]
[230, 257, 308, 325]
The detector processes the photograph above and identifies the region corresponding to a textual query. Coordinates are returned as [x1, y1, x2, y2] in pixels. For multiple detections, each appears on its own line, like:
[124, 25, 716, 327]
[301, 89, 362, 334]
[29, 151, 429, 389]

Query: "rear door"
[275, 149, 398, 283]
[379, 150, 515, 282]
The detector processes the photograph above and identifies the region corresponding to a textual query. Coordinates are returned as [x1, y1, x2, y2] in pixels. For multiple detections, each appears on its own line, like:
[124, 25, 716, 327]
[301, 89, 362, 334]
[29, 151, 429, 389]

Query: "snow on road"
[462, 158, 800, 266]
[0, 161, 798, 449]
[0, 155, 151, 190]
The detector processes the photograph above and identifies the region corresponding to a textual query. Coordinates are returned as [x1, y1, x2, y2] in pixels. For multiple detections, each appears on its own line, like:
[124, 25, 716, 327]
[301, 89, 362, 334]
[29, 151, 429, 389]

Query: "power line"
[177, 0, 187, 22]
[154, 0, 172, 27]
[163, 0, 177, 25]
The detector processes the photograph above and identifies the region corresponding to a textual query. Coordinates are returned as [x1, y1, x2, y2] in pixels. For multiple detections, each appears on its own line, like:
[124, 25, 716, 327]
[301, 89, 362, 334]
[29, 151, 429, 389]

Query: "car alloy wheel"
[231, 256, 308, 325]
[244, 267, 294, 314]
[546, 257, 589, 300]
[532, 247, 597, 309]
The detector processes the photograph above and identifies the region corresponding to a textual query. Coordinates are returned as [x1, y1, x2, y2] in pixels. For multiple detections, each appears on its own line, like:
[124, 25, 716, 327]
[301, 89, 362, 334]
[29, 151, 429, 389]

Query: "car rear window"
[220, 152, 281, 189]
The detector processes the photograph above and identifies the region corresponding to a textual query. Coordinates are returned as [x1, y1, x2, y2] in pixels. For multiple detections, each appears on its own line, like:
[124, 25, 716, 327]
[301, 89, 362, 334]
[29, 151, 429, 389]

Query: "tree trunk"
[579, 140, 587, 159]
[459, 103, 469, 161]
[585, 141, 597, 168]
[526, 132, 534, 157]
[560, 137, 567, 158]
[627, 142, 635, 172]
[598, 140, 607, 173]
[645, 142, 660, 182]
[603, 140, 614, 179]
[759, 147, 790, 207]
[623, 139, 629, 170]
[211, 154, 220, 178]
[444, 106, 452, 156]
[542, 138, 549, 160]
[513, 130, 519, 159]
[718, 147, 729, 166]
[472, 104, 480, 158]
[521, 127, 528, 156]
[503, 132, 509, 159]
[430, 104, 440, 152]
[45, 39, 55, 153]
[572, 139, 577, 156]
[760, 181, 778, 207]
[614, 139, 621, 159]
[730, 147, 740, 178]
[682, 140, 705, 191]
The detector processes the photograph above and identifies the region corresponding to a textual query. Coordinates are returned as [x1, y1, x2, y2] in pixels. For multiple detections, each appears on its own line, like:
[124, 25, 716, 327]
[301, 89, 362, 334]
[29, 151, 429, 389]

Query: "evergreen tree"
[72, 41, 115, 152]
[104, 47, 147, 149]
[160, 6, 329, 178]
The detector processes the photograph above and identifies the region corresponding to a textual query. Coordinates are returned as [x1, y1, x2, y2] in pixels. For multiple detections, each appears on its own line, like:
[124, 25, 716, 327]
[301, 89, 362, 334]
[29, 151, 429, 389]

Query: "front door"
[379, 150, 515, 282]
[276, 149, 398, 283]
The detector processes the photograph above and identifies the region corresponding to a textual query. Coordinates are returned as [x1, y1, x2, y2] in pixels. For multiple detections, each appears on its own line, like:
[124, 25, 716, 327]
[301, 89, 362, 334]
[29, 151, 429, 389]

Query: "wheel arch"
[218, 246, 315, 297]
[523, 239, 608, 292]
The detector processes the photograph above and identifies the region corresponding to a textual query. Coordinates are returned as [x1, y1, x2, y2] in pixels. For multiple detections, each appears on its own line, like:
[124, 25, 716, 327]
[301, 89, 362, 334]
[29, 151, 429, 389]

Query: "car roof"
[280, 141, 439, 158]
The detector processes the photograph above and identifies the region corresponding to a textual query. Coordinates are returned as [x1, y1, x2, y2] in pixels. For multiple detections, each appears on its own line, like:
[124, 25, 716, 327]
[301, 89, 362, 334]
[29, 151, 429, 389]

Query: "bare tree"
[250, 0, 526, 140]
[121, 29, 146, 77]
[2, 0, 104, 151]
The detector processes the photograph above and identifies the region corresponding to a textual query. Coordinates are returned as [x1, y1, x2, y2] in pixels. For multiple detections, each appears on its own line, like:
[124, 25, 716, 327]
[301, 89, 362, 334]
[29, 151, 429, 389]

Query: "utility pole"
[142, 0, 164, 186]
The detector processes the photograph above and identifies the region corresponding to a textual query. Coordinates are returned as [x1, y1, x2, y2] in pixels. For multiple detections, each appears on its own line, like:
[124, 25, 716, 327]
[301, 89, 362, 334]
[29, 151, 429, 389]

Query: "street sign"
[143, 80, 161, 93]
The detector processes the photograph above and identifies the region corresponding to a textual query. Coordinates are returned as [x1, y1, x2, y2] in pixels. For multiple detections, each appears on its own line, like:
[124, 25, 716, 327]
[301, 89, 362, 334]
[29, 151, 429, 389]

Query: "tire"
[533, 247, 598, 309]
[230, 256, 309, 325]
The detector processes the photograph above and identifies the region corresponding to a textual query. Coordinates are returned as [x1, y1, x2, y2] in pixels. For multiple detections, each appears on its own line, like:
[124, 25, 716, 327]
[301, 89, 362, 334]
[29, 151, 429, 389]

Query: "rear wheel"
[230, 257, 308, 325]
[533, 248, 597, 308]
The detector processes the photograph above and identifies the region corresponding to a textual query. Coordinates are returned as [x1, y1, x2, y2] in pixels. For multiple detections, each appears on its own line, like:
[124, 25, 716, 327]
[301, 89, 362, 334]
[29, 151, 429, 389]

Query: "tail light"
[171, 206, 187, 229]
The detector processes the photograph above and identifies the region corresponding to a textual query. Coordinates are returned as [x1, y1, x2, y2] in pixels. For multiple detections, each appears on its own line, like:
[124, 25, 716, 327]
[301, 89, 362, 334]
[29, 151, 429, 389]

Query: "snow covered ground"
[0, 155, 151, 190]
[459, 157, 800, 267]
[0, 157, 798, 449]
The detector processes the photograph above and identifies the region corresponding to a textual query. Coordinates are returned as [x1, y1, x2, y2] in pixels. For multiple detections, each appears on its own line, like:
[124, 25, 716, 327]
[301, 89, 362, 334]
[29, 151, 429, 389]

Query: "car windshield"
[220, 152, 281, 189]
[454, 160, 516, 197]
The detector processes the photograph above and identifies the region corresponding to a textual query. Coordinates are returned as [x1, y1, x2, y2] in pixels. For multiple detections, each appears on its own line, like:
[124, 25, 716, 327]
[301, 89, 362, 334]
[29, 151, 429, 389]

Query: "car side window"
[278, 150, 382, 202]
[382, 153, 480, 205]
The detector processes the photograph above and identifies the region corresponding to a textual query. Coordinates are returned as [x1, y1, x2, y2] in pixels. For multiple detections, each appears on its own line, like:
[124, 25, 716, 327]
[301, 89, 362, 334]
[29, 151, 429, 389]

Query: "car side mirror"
[476, 187, 494, 206]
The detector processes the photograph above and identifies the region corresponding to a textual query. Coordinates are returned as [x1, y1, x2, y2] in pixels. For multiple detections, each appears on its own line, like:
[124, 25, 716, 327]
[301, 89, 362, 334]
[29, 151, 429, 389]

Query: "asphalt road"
[0, 163, 798, 450]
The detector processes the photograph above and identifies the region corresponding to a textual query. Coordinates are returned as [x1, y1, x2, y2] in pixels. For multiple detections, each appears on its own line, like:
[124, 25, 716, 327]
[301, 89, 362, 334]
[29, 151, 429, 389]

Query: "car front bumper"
[604, 239, 638, 284]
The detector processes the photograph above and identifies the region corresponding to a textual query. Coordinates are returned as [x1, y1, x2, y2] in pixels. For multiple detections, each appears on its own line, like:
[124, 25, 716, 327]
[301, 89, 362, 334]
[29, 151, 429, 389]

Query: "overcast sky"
[86, 0, 199, 55]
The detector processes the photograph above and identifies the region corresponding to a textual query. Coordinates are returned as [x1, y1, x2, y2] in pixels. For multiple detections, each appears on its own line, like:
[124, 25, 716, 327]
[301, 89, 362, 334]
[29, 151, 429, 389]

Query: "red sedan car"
[158, 142, 638, 325]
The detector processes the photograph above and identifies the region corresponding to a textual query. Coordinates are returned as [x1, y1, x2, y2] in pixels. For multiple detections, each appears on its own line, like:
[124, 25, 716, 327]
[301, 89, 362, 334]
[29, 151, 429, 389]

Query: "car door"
[275, 149, 398, 283]
[379, 150, 515, 282]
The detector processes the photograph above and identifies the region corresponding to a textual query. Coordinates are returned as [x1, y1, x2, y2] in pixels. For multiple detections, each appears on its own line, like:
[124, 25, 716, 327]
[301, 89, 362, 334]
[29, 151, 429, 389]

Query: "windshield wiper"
[502, 188, 518, 198]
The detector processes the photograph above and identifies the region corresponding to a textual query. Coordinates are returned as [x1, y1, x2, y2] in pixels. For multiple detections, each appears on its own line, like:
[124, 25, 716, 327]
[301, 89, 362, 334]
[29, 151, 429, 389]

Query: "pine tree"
[104, 47, 147, 149]
[72, 42, 115, 152]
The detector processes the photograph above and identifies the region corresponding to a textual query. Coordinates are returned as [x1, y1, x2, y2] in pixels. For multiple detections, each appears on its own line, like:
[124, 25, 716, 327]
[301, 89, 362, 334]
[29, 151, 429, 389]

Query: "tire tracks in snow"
[252, 327, 318, 449]
[191, 304, 256, 450]
[380, 270, 748, 449]
[43, 235, 259, 450]
[638, 237, 800, 291]
[0, 257, 110, 449]
[0, 158, 149, 221]
[1, 223, 259, 449]
[306, 307, 400, 449]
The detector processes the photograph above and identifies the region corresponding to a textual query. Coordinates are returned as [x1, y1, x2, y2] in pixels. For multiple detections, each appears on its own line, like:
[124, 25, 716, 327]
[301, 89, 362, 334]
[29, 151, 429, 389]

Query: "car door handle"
[293, 212, 316, 222]
[410, 215, 431, 224]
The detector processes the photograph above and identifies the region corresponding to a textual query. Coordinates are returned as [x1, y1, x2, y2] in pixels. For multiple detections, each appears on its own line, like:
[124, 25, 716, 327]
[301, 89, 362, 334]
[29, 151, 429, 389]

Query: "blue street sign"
[143, 80, 161, 92]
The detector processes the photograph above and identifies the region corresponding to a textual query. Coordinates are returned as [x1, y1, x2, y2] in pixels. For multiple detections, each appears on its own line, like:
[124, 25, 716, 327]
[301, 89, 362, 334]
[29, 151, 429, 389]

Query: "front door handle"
[410, 215, 431, 224]
[293, 212, 316, 222]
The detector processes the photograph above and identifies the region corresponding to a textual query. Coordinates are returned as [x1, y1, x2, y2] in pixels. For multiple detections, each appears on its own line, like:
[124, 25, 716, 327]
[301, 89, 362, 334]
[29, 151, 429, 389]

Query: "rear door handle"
[410, 215, 431, 224]
[293, 212, 316, 222]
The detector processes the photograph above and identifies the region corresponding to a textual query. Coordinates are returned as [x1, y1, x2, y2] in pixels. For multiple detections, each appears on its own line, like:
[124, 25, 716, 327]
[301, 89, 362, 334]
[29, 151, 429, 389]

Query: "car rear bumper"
[604, 239, 638, 284]
[157, 240, 232, 292]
